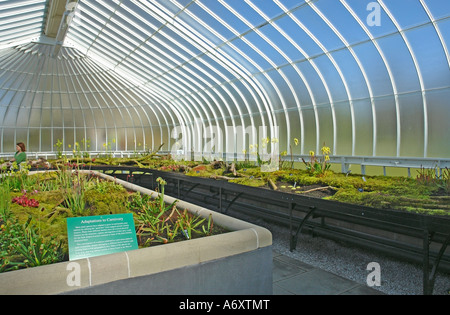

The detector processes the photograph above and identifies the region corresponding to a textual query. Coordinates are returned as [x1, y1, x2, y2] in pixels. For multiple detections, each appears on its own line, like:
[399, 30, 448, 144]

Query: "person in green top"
[10, 142, 27, 167]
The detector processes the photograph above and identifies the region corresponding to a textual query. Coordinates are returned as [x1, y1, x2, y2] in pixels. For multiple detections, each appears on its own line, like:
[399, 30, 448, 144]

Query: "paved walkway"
[272, 250, 384, 295]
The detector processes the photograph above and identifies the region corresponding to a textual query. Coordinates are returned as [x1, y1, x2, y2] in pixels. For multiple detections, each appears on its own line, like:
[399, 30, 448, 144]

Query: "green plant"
[101, 138, 115, 159]
[1, 216, 64, 270]
[126, 192, 149, 212]
[136, 205, 177, 245]
[441, 168, 450, 193]
[0, 182, 11, 218]
[37, 176, 60, 192]
[80, 138, 91, 158]
[279, 138, 300, 170]
[64, 186, 86, 215]
[1, 163, 35, 193]
[12, 216, 64, 267]
[279, 150, 289, 170]
[290, 137, 299, 169]
[177, 209, 206, 240]
[72, 141, 82, 158]
[0, 216, 27, 272]
[416, 166, 438, 186]
[202, 214, 214, 236]
[417, 166, 450, 193]
[302, 144, 331, 177]
[54, 139, 64, 159]
[86, 176, 124, 194]
[249, 139, 275, 168]
[133, 176, 209, 244]
[155, 176, 170, 212]
[134, 177, 180, 245]
[56, 162, 87, 215]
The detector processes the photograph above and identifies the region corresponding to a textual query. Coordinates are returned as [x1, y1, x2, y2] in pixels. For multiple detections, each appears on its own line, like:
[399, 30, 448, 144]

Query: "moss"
[44, 157, 448, 216]
[186, 164, 227, 178]
[228, 177, 266, 187]
[9, 200, 72, 254]
[398, 205, 449, 216]
[186, 169, 212, 177]
[326, 189, 393, 209]
[239, 167, 264, 177]
[327, 187, 449, 215]
[7, 179, 135, 255]
[275, 170, 322, 186]
[84, 185, 130, 216]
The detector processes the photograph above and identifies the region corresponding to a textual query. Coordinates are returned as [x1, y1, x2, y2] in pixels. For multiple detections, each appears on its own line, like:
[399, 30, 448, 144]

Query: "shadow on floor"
[272, 250, 384, 295]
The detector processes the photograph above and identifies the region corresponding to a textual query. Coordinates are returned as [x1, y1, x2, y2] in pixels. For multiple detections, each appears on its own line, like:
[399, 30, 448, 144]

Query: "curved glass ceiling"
[1, 0, 449, 160]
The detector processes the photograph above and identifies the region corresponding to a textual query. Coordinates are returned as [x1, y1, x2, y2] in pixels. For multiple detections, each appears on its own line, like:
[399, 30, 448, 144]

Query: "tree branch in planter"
[268, 178, 278, 190]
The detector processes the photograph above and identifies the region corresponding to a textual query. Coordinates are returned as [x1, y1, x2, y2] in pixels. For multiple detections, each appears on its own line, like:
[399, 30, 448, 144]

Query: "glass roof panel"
[314, 0, 370, 46]
[229, 37, 272, 72]
[351, 41, 393, 97]
[217, 42, 259, 74]
[425, 0, 450, 19]
[0, 0, 46, 49]
[275, 0, 308, 12]
[274, 15, 323, 58]
[343, 0, 397, 38]
[257, 21, 304, 62]
[224, 0, 267, 27]
[437, 18, 450, 52]
[180, 2, 236, 44]
[0, 0, 449, 159]
[381, 0, 430, 30]
[330, 48, 370, 100]
[406, 23, 450, 90]
[199, 0, 250, 35]
[245, 0, 285, 21]
[241, 28, 287, 67]
[376, 33, 421, 93]
[289, 3, 343, 52]
[123, 1, 165, 32]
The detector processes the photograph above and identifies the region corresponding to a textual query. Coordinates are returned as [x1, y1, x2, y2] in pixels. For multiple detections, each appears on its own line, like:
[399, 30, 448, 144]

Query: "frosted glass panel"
[406, 25, 450, 90]
[374, 96, 397, 157]
[426, 88, 450, 158]
[352, 42, 394, 97]
[353, 99, 374, 156]
[316, 106, 334, 151]
[334, 101, 352, 156]
[0, 0, 448, 163]
[376, 34, 421, 94]
[398, 93, 424, 157]
[313, 54, 348, 102]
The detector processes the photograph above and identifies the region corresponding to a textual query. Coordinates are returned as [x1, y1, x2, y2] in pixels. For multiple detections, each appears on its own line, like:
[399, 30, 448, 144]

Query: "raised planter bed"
[89, 166, 450, 294]
[25, 153, 450, 294]
[0, 171, 272, 295]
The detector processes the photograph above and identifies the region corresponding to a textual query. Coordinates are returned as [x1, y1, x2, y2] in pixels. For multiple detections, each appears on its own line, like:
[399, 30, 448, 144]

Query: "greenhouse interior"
[0, 0, 449, 296]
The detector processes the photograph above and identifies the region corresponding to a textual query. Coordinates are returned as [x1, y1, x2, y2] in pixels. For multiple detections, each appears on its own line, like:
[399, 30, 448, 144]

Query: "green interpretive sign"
[67, 213, 138, 261]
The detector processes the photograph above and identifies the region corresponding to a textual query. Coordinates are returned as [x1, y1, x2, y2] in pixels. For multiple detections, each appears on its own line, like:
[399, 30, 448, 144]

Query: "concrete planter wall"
[0, 171, 272, 295]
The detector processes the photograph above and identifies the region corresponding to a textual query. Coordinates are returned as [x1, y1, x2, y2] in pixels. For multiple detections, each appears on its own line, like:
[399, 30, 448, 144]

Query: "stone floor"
[272, 250, 384, 295]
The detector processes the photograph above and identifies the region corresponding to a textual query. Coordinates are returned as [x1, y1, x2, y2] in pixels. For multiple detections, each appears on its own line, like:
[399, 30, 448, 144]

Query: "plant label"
[66, 213, 138, 260]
